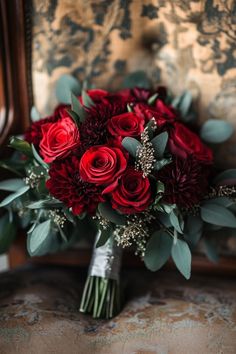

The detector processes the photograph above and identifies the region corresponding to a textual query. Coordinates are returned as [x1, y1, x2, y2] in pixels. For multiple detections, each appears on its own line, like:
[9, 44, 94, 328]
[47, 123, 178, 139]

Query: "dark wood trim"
[0, 0, 32, 148]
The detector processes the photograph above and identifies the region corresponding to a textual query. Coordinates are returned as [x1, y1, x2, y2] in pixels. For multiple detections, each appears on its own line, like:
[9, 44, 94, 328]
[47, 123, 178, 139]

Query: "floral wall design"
[31, 0, 236, 255]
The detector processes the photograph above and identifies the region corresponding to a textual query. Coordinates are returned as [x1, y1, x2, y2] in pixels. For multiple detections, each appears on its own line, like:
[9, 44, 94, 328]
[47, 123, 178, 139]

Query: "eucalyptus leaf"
[170, 210, 183, 234]
[9, 137, 33, 157]
[122, 70, 151, 89]
[205, 197, 234, 208]
[0, 214, 16, 254]
[30, 106, 41, 122]
[204, 238, 219, 263]
[67, 109, 80, 126]
[147, 93, 158, 106]
[0, 179, 26, 192]
[201, 203, 236, 228]
[32, 144, 48, 168]
[27, 219, 52, 256]
[154, 157, 172, 171]
[122, 137, 142, 158]
[213, 169, 236, 186]
[171, 239, 191, 279]
[82, 90, 95, 108]
[179, 91, 192, 117]
[144, 230, 172, 271]
[151, 132, 168, 159]
[0, 186, 30, 207]
[27, 199, 63, 209]
[71, 92, 87, 122]
[184, 215, 203, 247]
[0, 160, 23, 177]
[156, 180, 165, 194]
[98, 202, 126, 226]
[200, 119, 234, 144]
[127, 104, 133, 112]
[55, 74, 81, 104]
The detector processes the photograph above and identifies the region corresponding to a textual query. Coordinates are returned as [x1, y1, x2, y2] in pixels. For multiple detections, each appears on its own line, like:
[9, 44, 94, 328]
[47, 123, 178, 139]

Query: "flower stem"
[80, 276, 121, 319]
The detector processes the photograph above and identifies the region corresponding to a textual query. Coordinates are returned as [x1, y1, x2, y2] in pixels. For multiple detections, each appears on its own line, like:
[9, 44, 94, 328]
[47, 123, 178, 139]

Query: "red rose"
[169, 122, 213, 163]
[110, 168, 152, 214]
[40, 117, 80, 163]
[133, 101, 176, 128]
[79, 145, 127, 192]
[107, 112, 144, 142]
[24, 104, 69, 147]
[80, 89, 109, 105]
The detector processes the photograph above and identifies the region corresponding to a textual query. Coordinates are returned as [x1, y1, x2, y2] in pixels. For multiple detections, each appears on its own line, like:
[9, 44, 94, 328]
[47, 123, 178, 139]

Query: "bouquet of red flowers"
[0, 73, 236, 319]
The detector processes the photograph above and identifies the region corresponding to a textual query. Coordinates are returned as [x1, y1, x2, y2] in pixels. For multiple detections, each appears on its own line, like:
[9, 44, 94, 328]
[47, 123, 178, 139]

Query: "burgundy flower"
[158, 156, 210, 208]
[24, 104, 69, 148]
[80, 101, 126, 151]
[46, 156, 104, 215]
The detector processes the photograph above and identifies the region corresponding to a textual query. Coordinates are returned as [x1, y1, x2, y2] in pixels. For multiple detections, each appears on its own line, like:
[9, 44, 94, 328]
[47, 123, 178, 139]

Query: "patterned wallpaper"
[30, 0, 236, 256]
[32, 0, 236, 170]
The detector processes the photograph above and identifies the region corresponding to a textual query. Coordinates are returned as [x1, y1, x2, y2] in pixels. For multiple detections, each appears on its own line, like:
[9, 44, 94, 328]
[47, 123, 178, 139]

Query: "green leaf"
[151, 132, 168, 159]
[30, 106, 41, 122]
[206, 197, 234, 208]
[156, 180, 165, 194]
[96, 228, 112, 248]
[9, 137, 33, 157]
[127, 104, 133, 112]
[82, 90, 95, 108]
[170, 210, 183, 234]
[153, 157, 172, 171]
[98, 202, 126, 226]
[55, 74, 81, 104]
[201, 203, 236, 228]
[0, 214, 16, 254]
[0, 186, 30, 207]
[71, 92, 87, 122]
[146, 119, 156, 139]
[147, 93, 158, 106]
[179, 91, 192, 117]
[122, 70, 151, 89]
[213, 169, 236, 186]
[27, 199, 63, 209]
[171, 239, 191, 279]
[200, 119, 234, 144]
[144, 230, 172, 271]
[27, 219, 52, 256]
[184, 215, 203, 247]
[31, 144, 48, 168]
[0, 160, 23, 176]
[67, 109, 80, 126]
[122, 137, 142, 158]
[204, 238, 219, 263]
[0, 179, 26, 192]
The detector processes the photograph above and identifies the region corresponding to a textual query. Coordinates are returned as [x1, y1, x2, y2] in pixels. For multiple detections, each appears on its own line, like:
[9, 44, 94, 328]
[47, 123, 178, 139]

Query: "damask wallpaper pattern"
[32, 0, 236, 169]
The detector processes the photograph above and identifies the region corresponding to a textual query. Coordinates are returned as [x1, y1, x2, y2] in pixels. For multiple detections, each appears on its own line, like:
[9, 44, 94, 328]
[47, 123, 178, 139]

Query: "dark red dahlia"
[24, 104, 69, 148]
[80, 101, 126, 151]
[158, 157, 210, 208]
[46, 156, 104, 215]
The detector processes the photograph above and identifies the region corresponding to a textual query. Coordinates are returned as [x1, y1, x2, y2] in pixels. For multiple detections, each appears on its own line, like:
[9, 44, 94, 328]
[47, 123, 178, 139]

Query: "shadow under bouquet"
[0, 74, 236, 319]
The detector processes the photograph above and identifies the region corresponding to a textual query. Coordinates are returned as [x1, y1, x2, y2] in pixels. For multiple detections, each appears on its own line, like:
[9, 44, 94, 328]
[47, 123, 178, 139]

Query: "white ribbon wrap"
[89, 231, 122, 281]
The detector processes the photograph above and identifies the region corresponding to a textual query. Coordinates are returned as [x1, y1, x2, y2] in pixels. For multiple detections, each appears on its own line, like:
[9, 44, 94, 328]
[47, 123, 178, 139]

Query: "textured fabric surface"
[0, 265, 236, 353]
